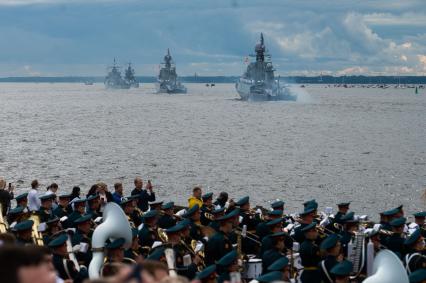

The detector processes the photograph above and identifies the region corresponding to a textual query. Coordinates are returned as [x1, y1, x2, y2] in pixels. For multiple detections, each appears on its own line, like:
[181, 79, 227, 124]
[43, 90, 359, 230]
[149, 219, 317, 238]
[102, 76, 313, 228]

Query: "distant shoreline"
[1, 75, 426, 84]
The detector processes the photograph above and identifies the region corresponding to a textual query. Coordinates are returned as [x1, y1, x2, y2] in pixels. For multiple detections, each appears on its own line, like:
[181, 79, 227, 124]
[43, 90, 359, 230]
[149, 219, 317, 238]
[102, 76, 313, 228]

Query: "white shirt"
[28, 188, 41, 211]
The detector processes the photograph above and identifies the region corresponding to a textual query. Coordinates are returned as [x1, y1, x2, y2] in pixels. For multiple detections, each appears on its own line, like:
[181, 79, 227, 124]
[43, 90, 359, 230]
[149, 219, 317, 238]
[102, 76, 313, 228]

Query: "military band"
[1, 180, 426, 283]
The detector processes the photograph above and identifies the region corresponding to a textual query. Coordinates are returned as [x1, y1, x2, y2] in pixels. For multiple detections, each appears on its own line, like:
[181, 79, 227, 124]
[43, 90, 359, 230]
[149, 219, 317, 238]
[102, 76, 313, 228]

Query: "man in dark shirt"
[131, 177, 155, 212]
[0, 178, 14, 215]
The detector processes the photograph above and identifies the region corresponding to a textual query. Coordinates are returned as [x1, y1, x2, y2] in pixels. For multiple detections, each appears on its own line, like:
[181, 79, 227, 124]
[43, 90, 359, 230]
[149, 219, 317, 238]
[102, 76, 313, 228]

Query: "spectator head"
[49, 183, 58, 193]
[0, 177, 6, 190]
[71, 186, 81, 198]
[31, 180, 39, 189]
[134, 177, 143, 189]
[114, 182, 123, 194]
[193, 186, 202, 198]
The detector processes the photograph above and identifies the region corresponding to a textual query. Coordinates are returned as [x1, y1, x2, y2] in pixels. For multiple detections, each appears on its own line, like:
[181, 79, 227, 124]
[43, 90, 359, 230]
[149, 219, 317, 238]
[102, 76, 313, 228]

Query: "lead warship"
[124, 62, 139, 88]
[104, 59, 130, 89]
[156, 49, 187, 94]
[235, 33, 296, 101]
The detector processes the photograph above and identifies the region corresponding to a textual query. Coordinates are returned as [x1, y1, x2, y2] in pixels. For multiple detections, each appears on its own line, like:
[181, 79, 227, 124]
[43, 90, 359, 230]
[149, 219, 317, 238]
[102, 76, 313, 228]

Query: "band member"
[201, 192, 214, 226]
[205, 209, 238, 265]
[208, 207, 225, 232]
[42, 217, 62, 244]
[138, 210, 160, 253]
[68, 198, 87, 227]
[196, 265, 217, 283]
[334, 202, 350, 224]
[293, 207, 315, 243]
[319, 234, 341, 283]
[409, 269, 426, 283]
[404, 229, 426, 274]
[259, 271, 288, 283]
[86, 194, 101, 219]
[12, 219, 34, 245]
[71, 214, 93, 267]
[15, 193, 28, 209]
[261, 231, 287, 273]
[299, 223, 321, 283]
[386, 217, 407, 258]
[158, 202, 177, 229]
[236, 196, 261, 254]
[48, 233, 87, 282]
[125, 228, 142, 260]
[149, 201, 164, 212]
[165, 223, 200, 279]
[257, 210, 282, 240]
[259, 218, 284, 256]
[182, 204, 204, 242]
[214, 192, 228, 208]
[121, 198, 138, 228]
[330, 260, 353, 283]
[339, 212, 359, 255]
[216, 250, 239, 283]
[381, 208, 399, 231]
[7, 206, 26, 225]
[53, 194, 72, 219]
[37, 194, 55, 223]
[271, 200, 285, 212]
[412, 211, 426, 237]
[104, 238, 126, 263]
[265, 257, 291, 282]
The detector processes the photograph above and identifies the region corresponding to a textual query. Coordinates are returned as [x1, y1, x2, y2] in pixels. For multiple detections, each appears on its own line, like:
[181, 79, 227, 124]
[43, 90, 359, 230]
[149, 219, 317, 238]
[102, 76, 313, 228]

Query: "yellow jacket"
[188, 196, 203, 209]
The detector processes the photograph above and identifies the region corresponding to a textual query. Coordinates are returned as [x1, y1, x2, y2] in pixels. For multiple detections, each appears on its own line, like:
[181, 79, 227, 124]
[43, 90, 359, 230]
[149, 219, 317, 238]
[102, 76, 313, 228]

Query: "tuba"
[362, 249, 409, 283]
[88, 203, 132, 279]
[28, 212, 44, 245]
[0, 203, 8, 233]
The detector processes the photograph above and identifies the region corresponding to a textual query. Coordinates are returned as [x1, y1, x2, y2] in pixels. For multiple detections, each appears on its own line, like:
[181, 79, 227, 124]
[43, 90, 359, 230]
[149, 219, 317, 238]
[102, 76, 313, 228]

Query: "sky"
[0, 0, 425, 76]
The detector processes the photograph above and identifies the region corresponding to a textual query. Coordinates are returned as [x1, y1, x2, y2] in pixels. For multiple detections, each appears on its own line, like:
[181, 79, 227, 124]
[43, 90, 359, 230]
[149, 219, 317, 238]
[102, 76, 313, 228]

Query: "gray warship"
[104, 59, 130, 89]
[155, 49, 187, 94]
[124, 62, 139, 88]
[235, 33, 296, 101]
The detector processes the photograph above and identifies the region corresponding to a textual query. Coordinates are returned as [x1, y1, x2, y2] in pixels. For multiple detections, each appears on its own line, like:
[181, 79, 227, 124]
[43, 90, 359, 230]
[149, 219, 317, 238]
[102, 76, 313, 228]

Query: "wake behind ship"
[236, 33, 296, 101]
[156, 49, 187, 94]
[104, 59, 130, 89]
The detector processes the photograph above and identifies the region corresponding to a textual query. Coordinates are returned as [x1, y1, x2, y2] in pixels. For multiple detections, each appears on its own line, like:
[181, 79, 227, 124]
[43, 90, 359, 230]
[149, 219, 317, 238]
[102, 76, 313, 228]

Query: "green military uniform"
[49, 234, 87, 283]
[386, 217, 407, 258]
[13, 220, 34, 246]
[205, 209, 239, 266]
[216, 250, 238, 283]
[299, 223, 321, 283]
[158, 202, 177, 229]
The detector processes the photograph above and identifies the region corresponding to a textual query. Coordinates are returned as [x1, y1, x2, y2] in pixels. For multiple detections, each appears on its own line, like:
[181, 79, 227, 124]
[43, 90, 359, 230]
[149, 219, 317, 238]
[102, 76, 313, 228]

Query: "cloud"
[0, 0, 425, 76]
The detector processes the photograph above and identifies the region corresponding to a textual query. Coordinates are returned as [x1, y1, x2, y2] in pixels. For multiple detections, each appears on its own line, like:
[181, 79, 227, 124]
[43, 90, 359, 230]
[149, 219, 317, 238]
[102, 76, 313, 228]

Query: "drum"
[242, 258, 262, 279]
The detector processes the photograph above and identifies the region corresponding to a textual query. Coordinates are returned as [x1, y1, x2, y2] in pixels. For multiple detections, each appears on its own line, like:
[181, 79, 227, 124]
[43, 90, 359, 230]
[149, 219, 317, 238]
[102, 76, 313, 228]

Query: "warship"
[156, 49, 187, 94]
[124, 62, 139, 88]
[235, 33, 296, 101]
[104, 59, 130, 89]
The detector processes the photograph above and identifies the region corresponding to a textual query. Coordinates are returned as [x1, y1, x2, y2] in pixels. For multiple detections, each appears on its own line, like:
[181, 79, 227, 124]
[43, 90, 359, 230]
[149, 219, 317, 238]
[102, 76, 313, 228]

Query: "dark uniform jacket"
[200, 205, 213, 226]
[404, 250, 426, 274]
[158, 214, 177, 229]
[205, 230, 233, 265]
[300, 239, 321, 283]
[261, 248, 285, 274]
[318, 255, 338, 283]
[52, 253, 87, 283]
[37, 207, 52, 223]
[71, 229, 93, 267]
[386, 233, 405, 258]
[138, 224, 159, 253]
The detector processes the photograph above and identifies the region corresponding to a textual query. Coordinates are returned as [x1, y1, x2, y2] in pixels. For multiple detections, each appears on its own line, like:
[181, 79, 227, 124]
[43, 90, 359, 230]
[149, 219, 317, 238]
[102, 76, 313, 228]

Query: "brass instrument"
[0, 203, 9, 233]
[236, 229, 243, 259]
[157, 227, 168, 242]
[28, 212, 44, 245]
[235, 227, 262, 245]
[184, 239, 206, 270]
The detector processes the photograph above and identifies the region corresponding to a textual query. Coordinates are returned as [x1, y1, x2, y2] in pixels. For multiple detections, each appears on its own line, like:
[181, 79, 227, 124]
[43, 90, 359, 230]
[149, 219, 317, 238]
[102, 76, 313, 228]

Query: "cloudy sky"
[0, 0, 425, 76]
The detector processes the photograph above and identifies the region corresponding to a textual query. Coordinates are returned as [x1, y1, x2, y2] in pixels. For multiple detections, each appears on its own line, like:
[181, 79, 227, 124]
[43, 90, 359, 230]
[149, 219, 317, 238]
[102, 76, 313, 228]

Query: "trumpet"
[235, 227, 262, 245]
